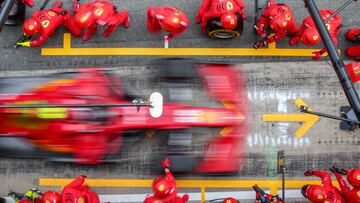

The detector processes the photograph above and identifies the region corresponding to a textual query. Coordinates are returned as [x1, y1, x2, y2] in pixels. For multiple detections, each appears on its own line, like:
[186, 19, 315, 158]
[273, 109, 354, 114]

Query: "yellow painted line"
[262, 98, 320, 138]
[41, 33, 338, 57]
[200, 187, 206, 203]
[39, 178, 338, 189]
[63, 33, 71, 49]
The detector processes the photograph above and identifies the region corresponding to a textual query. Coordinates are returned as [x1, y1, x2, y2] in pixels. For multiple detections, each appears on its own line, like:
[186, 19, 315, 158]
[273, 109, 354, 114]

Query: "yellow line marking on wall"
[41, 33, 338, 57]
[262, 98, 320, 138]
[39, 178, 340, 202]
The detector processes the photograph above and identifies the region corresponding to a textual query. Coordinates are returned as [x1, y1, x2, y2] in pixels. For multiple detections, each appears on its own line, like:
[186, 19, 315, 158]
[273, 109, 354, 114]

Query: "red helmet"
[302, 28, 321, 46]
[270, 16, 288, 32]
[220, 13, 237, 30]
[152, 177, 174, 197]
[23, 18, 42, 36]
[223, 197, 239, 203]
[347, 169, 360, 187]
[345, 62, 360, 83]
[301, 185, 327, 203]
[42, 191, 60, 203]
[346, 29, 360, 41]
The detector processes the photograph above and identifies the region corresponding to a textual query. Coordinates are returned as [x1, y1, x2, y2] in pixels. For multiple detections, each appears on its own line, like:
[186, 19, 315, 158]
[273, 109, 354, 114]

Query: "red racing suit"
[290, 9, 342, 60]
[26, 2, 81, 47]
[332, 170, 360, 203]
[255, 0, 297, 47]
[73, 0, 130, 41]
[147, 6, 189, 38]
[143, 162, 188, 203]
[61, 176, 100, 203]
[196, 0, 246, 33]
[307, 170, 346, 203]
[345, 29, 360, 60]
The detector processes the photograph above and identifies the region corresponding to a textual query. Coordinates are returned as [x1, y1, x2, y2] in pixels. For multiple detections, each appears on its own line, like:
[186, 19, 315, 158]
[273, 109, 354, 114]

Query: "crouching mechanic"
[18, 188, 42, 203]
[196, 0, 246, 34]
[16, 1, 81, 47]
[330, 166, 360, 203]
[254, 0, 297, 49]
[61, 176, 100, 203]
[302, 170, 345, 203]
[253, 185, 282, 203]
[147, 6, 189, 41]
[345, 28, 360, 61]
[289, 9, 342, 60]
[73, 0, 130, 41]
[144, 158, 189, 203]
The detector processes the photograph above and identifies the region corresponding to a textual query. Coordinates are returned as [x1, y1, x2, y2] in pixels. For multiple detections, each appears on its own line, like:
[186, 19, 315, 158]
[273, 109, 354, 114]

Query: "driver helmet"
[42, 191, 61, 203]
[302, 28, 321, 46]
[220, 13, 237, 30]
[152, 177, 174, 197]
[270, 15, 288, 32]
[347, 169, 360, 187]
[23, 18, 42, 36]
[301, 184, 327, 203]
[223, 197, 239, 203]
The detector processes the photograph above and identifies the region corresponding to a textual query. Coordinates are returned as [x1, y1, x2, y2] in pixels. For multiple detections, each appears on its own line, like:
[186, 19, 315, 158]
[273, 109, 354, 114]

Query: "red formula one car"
[0, 59, 248, 174]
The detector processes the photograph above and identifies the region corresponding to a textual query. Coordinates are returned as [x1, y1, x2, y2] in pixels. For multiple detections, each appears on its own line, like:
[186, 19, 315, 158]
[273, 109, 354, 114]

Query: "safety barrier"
[39, 178, 340, 202]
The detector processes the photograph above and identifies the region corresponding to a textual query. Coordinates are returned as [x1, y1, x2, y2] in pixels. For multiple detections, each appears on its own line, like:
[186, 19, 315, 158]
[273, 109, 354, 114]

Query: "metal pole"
[300, 106, 360, 124]
[324, 0, 354, 23]
[282, 167, 285, 203]
[0, 0, 16, 32]
[304, 0, 360, 122]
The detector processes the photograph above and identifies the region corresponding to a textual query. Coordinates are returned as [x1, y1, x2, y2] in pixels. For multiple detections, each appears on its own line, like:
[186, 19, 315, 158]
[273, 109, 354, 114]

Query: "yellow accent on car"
[35, 79, 76, 91]
[36, 108, 68, 119]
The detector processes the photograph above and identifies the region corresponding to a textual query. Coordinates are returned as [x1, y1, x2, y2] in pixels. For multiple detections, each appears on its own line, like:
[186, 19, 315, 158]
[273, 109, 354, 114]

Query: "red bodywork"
[0, 65, 248, 173]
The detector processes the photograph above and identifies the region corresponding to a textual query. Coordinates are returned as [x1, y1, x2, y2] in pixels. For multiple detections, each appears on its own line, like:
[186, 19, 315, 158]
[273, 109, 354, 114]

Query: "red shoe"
[124, 16, 130, 28]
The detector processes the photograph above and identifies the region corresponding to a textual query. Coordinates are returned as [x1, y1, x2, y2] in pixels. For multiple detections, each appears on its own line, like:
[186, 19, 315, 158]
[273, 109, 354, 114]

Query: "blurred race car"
[0, 59, 248, 174]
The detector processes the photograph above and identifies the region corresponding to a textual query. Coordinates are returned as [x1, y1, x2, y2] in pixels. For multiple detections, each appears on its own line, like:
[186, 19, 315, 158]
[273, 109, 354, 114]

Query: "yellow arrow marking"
[262, 98, 319, 138]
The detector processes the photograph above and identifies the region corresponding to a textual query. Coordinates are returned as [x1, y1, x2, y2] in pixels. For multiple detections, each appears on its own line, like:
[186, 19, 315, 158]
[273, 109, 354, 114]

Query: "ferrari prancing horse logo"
[325, 23, 331, 31]
[226, 2, 234, 10]
[94, 8, 104, 16]
[41, 20, 50, 28]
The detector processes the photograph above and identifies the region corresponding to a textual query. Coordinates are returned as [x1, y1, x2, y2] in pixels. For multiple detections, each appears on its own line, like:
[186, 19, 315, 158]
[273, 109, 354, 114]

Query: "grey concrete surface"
[0, 0, 360, 69]
[0, 61, 358, 202]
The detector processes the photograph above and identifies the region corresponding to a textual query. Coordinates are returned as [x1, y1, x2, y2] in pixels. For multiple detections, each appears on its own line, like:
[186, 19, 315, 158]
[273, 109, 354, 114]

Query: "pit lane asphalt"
[0, 61, 359, 203]
[0, 1, 360, 201]
[1, 0, 360, 70]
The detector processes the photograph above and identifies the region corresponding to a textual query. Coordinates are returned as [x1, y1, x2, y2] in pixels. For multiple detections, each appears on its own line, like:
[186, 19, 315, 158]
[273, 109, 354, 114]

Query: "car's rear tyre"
[206, 13, 243, 39]
[158, 58, 198, 80]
